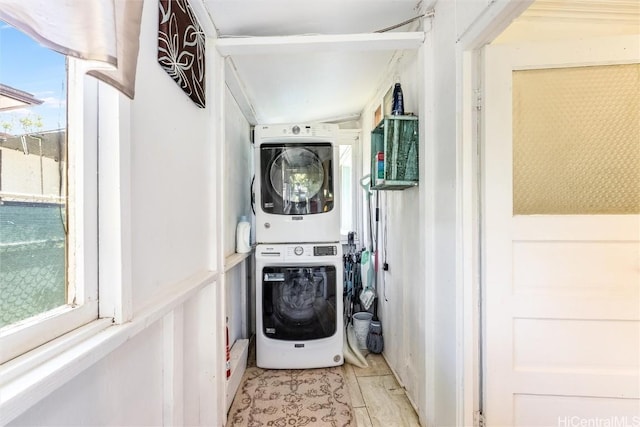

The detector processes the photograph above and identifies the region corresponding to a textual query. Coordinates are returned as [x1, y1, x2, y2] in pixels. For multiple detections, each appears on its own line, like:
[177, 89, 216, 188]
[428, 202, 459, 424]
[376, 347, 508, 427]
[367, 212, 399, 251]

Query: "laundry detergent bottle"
[236, 215, 251, 254]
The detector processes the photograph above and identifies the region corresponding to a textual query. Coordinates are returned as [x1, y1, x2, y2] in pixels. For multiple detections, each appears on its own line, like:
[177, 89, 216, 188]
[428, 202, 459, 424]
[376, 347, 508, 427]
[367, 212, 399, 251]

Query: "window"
[338, 131, 362, 243]
[0, 22, 98, 363]
[512, 64, 640, 215]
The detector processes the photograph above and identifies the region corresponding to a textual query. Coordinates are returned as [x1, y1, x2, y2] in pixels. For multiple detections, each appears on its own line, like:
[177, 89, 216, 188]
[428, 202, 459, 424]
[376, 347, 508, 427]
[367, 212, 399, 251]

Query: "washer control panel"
[257, 244, 340, 261]
[313, 245, 338, 256]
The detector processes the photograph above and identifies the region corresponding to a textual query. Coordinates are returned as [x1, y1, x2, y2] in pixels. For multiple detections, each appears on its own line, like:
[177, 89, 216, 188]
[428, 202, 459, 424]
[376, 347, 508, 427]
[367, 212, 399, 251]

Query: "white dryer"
[256, 243, 343, 369]
[254, 123, 340, 244]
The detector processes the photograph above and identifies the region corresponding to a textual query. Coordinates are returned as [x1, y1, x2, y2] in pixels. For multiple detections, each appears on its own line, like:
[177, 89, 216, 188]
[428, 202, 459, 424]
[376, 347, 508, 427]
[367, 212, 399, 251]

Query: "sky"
[0, 20, 67, 134]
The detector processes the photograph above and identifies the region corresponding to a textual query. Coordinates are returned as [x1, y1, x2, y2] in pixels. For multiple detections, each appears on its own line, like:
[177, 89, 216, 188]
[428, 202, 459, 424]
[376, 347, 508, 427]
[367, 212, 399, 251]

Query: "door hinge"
[474, 410, 486, 427]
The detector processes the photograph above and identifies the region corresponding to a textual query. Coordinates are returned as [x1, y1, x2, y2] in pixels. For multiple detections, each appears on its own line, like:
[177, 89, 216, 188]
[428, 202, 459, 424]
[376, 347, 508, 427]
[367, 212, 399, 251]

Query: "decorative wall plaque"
[158, 0, 205, 107]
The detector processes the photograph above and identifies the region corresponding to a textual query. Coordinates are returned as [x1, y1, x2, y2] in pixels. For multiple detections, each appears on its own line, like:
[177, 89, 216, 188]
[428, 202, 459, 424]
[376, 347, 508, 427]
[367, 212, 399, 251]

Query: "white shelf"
[223, 249, 253, 272]
[225, 338, 249, 413]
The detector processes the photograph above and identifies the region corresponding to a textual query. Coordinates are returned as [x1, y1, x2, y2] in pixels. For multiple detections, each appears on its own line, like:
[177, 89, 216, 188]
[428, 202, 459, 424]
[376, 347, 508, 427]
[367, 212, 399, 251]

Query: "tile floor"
[343, 353, 421, 426]
[239, 339, 420, 426]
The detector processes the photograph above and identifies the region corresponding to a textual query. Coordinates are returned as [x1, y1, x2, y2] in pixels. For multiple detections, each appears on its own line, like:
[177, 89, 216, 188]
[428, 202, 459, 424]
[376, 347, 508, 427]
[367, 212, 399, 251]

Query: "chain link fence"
[0, 201, 66, 328]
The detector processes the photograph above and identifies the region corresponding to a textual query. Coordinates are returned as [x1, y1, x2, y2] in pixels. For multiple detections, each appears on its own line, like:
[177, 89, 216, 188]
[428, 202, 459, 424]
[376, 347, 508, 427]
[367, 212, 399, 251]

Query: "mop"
[359, 250, 375, 310]
[366, 297, 384, 354]
[366, 195, 384, 353]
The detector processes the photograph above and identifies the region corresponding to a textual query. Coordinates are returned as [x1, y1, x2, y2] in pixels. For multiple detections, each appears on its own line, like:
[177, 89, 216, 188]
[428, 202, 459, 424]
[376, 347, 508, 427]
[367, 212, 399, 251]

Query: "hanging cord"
[250, 175, 256, 215]
[374, 10, 435, 33]
[374, 190, 379, 253]
[373, 190, 380, 300]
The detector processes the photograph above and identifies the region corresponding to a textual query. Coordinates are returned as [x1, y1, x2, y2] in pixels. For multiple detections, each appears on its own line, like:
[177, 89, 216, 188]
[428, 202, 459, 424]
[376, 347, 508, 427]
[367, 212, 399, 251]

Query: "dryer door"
[262, 265, 337, 341]
[260, 143, 334, 215]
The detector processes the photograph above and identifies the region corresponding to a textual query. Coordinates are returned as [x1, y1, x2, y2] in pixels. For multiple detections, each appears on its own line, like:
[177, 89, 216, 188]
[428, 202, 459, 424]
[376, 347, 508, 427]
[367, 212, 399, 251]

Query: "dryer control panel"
[256, 244, 340, 262]
[256, 123, 338, 140]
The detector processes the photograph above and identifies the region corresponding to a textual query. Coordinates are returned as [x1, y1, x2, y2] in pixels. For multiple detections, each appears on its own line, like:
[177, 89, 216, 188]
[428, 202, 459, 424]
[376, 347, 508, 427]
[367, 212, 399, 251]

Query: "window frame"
[0, 57, 100, 364]
[337, 130, 363, 245]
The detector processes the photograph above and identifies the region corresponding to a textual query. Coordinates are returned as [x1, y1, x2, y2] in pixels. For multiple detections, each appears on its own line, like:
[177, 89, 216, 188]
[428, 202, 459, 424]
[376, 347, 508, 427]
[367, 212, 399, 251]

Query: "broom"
[366, 297, 384, 354]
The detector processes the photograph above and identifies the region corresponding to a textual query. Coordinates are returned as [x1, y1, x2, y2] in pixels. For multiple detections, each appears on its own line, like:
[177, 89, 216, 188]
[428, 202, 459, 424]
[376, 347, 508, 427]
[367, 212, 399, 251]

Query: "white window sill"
[0, 270, 217, 425]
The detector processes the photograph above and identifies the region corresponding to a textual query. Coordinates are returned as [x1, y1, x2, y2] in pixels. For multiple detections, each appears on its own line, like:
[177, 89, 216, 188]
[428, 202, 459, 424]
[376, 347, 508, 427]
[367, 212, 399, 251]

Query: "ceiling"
[198, 0, 640, 125]
[200, 0, 428, 124]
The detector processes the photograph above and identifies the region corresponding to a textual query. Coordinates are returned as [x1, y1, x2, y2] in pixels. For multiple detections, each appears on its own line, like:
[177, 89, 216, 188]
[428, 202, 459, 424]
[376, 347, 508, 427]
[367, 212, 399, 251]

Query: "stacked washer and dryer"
[254, 123, 344, 369]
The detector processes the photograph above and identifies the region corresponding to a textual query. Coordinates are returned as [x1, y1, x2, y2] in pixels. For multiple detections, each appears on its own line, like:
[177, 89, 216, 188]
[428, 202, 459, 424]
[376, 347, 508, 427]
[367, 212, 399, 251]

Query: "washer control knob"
[294, 246, 304, 256]
[292, 125, 300, 135]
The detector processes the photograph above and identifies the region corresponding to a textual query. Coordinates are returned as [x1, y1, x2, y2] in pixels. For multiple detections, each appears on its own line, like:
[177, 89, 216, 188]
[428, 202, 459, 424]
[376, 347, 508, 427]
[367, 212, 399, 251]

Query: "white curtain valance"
[0, 0, 143, 99]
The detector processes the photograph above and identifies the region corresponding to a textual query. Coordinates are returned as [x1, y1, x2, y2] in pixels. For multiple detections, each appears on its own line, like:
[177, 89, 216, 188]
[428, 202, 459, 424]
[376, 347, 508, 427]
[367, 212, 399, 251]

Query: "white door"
[482, 35, 640, 426]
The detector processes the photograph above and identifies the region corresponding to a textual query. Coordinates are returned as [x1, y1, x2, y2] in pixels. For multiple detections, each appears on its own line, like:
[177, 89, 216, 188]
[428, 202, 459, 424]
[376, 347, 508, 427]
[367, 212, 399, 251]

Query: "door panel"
[483, 35, 640, 426]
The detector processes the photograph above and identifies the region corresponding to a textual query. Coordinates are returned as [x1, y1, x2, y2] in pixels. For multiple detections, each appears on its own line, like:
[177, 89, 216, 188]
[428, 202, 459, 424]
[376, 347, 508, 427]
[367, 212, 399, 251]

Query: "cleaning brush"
[366, 297, 384, 354]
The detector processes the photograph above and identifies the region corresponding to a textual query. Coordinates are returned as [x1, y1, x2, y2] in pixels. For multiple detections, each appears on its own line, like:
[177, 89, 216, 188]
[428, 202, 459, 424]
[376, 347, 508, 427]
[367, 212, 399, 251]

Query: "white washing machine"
[254, 123, 340, 244]
[256, 243, 343, 369]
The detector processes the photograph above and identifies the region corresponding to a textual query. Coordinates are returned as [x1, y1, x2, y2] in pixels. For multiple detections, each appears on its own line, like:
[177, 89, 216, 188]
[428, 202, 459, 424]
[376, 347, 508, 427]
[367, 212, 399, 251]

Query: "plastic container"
[353, 311, 373, 350]
[236, 215, 251, 253]
[391, 83, 404, 115]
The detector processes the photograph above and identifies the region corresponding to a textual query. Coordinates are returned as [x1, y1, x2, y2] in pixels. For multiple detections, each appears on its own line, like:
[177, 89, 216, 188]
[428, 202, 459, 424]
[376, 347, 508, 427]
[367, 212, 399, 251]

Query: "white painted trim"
[196, 281, 218, 425]
[457, 48, 479, 427]
[215, 32, 425, 56]
[207, 37, 227, 426]
[456, 1, 534, 48]
[0, 57, 101, 365]
[224, 58, 258, 125]
[523, 0, 640, 24]
[97, 82, 133, 324]
[420, 30, 436, 427]
[163, 306, 184, 426]
[455, 1, 535, 425]
[189, 0, 218, 37]
[0, 316, 111, 385]
[337, 130, 363, 245]
[0, 302, 100, 364]
[68, 58, 99, 309]
[0, 270, 217, 425]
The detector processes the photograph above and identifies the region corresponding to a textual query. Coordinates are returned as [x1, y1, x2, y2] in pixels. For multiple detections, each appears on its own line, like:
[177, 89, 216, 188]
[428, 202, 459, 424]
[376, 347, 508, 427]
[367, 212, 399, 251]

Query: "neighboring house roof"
[0, 83, 44, 112]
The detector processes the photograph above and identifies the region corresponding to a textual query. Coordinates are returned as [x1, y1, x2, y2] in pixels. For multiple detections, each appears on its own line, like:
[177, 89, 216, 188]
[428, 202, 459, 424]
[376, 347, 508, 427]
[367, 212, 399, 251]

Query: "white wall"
[359, 2, 519, 426]
[360, 47, 426, 422]
[223, 87, 252, 343]
[0, 148, 61, 196]
[10, 323, 165, 426]
[428, 1, 509, 426]
[129, 0, 213, 308]
[5, 0, 533, 425]
[9, 0, 223, 424]
[223, 90, 252, 257]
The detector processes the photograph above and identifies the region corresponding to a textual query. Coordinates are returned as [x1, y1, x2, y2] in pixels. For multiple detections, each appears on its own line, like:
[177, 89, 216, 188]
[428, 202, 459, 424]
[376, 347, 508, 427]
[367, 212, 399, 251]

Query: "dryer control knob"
[294, 246, 304, 256]
[264, 222, 271, 229]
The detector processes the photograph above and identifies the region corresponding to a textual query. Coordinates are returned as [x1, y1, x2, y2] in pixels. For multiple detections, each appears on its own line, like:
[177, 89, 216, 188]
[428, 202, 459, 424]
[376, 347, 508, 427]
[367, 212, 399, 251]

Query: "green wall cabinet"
[370, 115, 419, 190]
